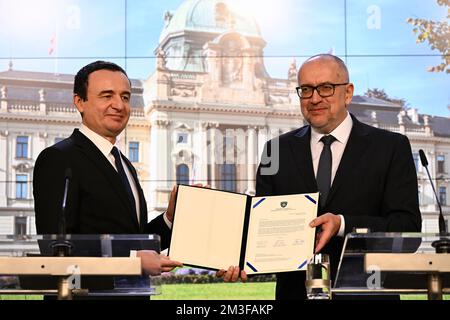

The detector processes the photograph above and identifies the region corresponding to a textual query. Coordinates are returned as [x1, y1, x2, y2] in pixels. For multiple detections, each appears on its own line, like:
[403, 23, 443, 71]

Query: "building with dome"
[143, 0, 300, 215]
[0, 0, 449, 236]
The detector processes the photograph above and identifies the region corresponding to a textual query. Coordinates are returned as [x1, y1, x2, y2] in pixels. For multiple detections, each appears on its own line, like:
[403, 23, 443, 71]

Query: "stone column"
[0, 131, 8, 206]
[208, 122, 219, 189]
[192, 122, 208, 184]
[257, 125, 268, 164]
[35, 132, 48, 160]
[149, 117, 171, 215]
[246, 126, 257, 194]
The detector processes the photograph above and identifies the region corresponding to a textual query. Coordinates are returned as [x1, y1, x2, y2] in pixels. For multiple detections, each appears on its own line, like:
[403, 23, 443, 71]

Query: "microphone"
[418, 149, 428, 167]
[53, 168, 72, 257]
[59, 168, 72, 235]
[418, 150, 446, 235]
[419, 149, 449, 254]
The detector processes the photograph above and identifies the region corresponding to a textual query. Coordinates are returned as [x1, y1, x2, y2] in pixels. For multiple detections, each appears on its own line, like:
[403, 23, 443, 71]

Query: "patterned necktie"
[111, 146, 136, 214]
[316, 135, 336, 208]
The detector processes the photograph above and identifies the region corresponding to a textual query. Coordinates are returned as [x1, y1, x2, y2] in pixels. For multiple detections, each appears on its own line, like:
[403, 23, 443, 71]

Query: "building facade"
[0, 0, 449, 235]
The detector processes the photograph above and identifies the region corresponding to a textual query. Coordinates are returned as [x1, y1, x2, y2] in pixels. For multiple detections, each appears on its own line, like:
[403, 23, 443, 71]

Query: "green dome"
[159, 0, 262, 43]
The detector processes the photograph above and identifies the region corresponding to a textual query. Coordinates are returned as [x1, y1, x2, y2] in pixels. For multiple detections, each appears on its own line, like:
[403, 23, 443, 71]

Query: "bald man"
[254, 54, 421, 299]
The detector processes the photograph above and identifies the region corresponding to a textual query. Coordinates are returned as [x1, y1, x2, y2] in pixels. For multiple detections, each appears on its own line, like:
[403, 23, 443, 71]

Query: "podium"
[0, 234, 161, 299]
[333, 232, 450, 300]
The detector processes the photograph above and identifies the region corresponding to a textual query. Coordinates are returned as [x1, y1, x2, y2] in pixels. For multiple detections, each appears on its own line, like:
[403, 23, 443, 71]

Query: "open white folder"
[169, 185, 318, 275]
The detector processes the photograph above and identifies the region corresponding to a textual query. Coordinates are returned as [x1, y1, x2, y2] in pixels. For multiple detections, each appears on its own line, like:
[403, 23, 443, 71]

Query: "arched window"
[176, 164, 190, 185]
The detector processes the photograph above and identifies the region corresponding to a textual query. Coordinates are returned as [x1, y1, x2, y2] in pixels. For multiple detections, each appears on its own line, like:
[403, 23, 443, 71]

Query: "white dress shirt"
[310, 112, 353, 236]
[79, 124, 141, 223]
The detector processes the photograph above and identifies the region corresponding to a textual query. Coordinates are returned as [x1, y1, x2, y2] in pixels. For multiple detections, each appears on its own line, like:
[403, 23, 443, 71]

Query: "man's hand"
[216, 266, 247, 283]
[161, 254, 183, 273]
[166, 184, 210, 222]
[309, 213, 341, 253]
[166, 185, 178, 223]
[137, 250, 182, 275]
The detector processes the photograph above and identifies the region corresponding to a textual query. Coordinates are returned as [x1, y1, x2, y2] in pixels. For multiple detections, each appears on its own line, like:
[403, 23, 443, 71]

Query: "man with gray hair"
[223, 54, 421, 299]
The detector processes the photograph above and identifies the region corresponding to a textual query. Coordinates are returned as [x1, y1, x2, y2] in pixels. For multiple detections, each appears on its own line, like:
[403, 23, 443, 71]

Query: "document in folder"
[169, 185, 318, 275]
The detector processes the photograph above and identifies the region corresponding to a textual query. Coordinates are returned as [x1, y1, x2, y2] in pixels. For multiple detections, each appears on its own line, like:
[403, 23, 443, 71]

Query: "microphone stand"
[50, 168, 73, 299]
[419, 150, 449, 300]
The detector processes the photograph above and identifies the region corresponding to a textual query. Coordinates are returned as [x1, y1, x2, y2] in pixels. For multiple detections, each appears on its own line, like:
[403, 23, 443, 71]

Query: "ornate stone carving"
[222, 54, 243, 84]
[171, 84, 196, 97]
[206, 122, 219, 129]
[269, 93, 290, 104]
[152, 119, 171, 128]
[220, 37, 244, 86]
[13, 162, 33, 172]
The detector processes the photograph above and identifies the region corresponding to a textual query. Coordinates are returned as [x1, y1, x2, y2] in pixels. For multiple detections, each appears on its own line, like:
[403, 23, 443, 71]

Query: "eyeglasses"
[296, 83, 349, 99]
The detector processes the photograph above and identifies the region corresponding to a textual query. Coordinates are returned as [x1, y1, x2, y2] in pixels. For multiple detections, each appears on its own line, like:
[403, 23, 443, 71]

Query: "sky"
[0, 0, 448, 116]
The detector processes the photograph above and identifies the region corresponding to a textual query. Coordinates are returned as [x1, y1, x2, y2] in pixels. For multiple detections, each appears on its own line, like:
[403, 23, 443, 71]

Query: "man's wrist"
[337, 214, 345, 237]
[163, 211, 173, 229]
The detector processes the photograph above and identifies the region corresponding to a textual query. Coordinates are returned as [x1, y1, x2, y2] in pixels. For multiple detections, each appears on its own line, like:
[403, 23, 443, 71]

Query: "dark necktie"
[317, 135, 336, 208]
[111, 146, 136, 214]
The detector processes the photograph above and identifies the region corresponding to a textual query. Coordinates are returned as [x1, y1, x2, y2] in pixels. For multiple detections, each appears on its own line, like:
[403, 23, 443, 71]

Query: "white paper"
[244, 193, 318, 274]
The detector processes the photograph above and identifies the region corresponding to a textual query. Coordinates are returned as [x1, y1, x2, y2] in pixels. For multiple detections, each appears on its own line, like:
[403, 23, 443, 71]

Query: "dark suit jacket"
[33, 129, 171, 250]
[255, 114, 421, 300]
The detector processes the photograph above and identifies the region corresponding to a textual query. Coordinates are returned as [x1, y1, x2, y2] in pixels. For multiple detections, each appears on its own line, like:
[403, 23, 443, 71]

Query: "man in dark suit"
[33, 61, 181, 275]
[220, 54, 421, 298]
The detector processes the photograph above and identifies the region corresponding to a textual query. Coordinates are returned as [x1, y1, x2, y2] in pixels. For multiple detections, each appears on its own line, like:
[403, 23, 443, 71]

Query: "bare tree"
[365, 88, 408, 107]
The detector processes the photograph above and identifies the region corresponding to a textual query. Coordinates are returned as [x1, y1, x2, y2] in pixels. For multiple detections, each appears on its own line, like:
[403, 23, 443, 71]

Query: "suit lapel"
[72, 129, 140, 229]
[288, 126, 318, 192]
[327, 116, 371, 204]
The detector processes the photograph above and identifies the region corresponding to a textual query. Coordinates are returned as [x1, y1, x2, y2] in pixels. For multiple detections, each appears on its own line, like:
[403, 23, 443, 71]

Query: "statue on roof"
[1, 86, 7, 99]
[288, 58, 297, 81]
[156, 48, 167, 70]
[164, 11, 173, 27]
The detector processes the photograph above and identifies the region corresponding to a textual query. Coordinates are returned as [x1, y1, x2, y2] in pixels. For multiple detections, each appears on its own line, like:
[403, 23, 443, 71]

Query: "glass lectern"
[333, 232, 450, 300]
[0, 234, 161, 299]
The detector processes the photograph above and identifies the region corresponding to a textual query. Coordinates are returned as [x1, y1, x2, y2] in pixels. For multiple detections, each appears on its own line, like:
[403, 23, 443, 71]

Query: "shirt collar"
[311, 112, 353, 145]
[79, 124, 116, 158]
